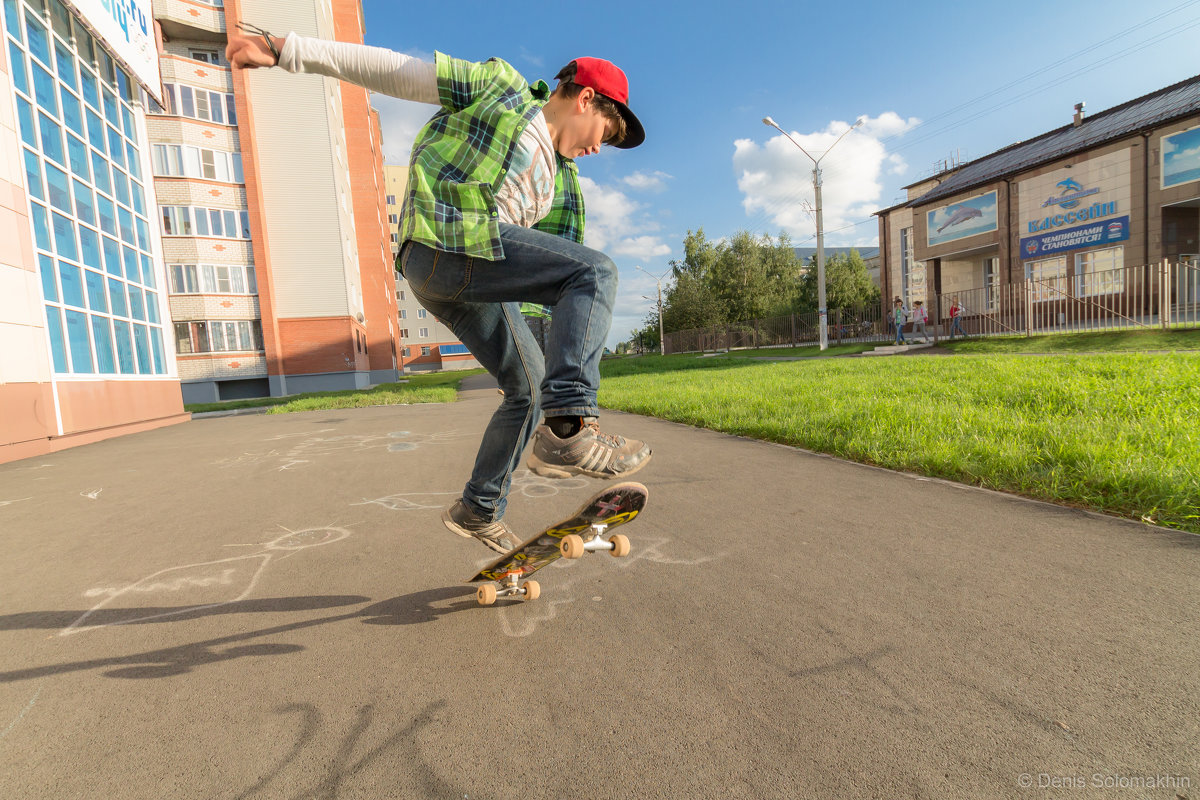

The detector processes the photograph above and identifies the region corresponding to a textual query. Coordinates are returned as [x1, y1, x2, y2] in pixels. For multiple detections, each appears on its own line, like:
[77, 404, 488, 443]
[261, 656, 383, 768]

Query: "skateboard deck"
[467, 481, 648, 605]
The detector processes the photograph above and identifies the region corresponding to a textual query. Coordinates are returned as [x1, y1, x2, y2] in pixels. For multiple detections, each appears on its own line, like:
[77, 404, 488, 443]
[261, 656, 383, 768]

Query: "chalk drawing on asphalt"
[0, 684, 42, 742]
[80, 489, 103, 500]
[213, 430, 475, 471]
[59, 525, 352, 637]
[0, 497, 33, 508]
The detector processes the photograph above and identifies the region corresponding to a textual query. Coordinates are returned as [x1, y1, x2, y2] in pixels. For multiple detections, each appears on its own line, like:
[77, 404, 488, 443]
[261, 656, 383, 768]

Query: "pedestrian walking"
[949, 297, 968, 339]
[226, 25, 652, 554]
[912, 300, 929, 342]
[893, 297, 908, 345]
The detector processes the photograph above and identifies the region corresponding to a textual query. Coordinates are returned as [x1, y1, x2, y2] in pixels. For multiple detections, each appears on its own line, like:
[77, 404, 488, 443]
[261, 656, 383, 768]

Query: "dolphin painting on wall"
[936, 205, 984, 233]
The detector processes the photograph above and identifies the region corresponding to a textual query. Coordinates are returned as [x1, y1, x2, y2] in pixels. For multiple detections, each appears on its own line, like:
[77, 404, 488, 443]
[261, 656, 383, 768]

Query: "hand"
[225, 32, 280, 70]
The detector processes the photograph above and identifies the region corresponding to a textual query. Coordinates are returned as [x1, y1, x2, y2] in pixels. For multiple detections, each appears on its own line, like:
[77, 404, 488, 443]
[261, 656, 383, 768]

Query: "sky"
[359, 0, 1200, 348]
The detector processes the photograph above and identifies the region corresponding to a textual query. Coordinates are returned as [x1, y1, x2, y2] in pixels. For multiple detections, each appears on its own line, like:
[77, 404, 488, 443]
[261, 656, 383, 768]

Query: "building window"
[173, 319, 263, 354]
[420, 346, 431, 356]
[149, 83, 236, 126]
[1025, 256, 1068, 302]
[418, 327, 428, 338]
[188, 49, 220, 64]
[160, 206, 251, 239]
[417, 308, 427, 318]
[152, 144, 242, 183]
[398, 290, 405, 301]
[899, 226, 915, 301]
[401, 346, 410, 357]
[983, 257, 1000, 312]
[399, 328, 408, 338]
[11, 1, 166, 376]
[386, 194, 396, 205]
[387, 213, 398, 224]
[169, 264, 257, 295]
[1076, 247, 1125, 297]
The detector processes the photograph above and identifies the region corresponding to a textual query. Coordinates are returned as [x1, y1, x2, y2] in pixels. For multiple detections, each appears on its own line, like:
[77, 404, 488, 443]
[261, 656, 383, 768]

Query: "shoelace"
[583, 421, 624, 448]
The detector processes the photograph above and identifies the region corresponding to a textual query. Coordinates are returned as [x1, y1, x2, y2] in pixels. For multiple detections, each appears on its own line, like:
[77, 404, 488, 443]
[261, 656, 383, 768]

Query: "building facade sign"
[1162, 125, 1200, 190]
[64, 0, 161, 102]
[1018, 149, 1130, 257]
[926, 191, 998, 247]
[1020, 215, 1130, 258]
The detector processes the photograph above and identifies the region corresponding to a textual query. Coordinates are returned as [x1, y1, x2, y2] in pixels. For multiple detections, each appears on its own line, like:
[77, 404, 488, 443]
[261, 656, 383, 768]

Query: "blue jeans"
[895, 321, 906, 344]
[399, 223, 618, 520]
[950, 316, 966, 337]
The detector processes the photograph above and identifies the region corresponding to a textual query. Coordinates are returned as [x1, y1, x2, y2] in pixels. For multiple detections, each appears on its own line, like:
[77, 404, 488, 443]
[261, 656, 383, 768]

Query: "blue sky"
[360, 0, 1200, 347]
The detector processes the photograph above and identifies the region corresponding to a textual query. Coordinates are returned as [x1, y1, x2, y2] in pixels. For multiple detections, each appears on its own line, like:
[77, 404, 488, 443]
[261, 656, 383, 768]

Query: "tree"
[797, 249, 880, 312]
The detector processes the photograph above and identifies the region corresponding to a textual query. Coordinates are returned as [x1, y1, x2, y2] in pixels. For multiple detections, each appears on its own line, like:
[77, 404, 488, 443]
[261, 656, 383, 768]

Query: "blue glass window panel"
[120, 105, 133, 139]
[125, 141, 141, 180]
[23, 149, 44, 201]
[30, 202, 51, 250]
[106, 126, 124, 168]
[194, 209, 209, 236]
[52, 213, 78, 260]
[60, 87, 83, 136]
[91, 316, 116, 373]
[57, 258, 83, 307]
[17, 97, 37, 147]
[117, 71, 131, 102]
[45, 162, 71, 213]
[180, 86, 194, 118]
[113, 320, 135, 373]
[150, 327, 165, 374]
[79, 67, 99, 111]
[72, 179, 95, 225]
[140, 254, 155, 289]
[90, 151, 110, 193]
[96, 195, 117, 236]
[84, 268, 107, 312]
[144, 290, 159, 323]
[24, 11, 49, 66]
[78, 225, 101, 268]
[3, 0, 22, 44]
[111, 166, 129, 206]
[102, 236, 121, 276]
[120, 246, 138, 283]
[208, 208, 221, 235]
[65, 310, 94, 373]
[66, 133, 89, 179]
[224, 210, 236, 237]
[85, 109, 105, 152]
[107, 278, 127, 317]
[102, 90, 118, 126]
[135, 216, 149, 250]
[240, 211, 251, 239]
[127, 285, 145, 321]
[45, 306, 68, 372]
[38, 112, 64, 165]
[226, 95, 237, 126]
[132, 323, 151, 373]
[118, 206, 135, 244]
[31, 62, 58, 115]
[54, 40, 76, 90]
[9, 41, 29, 94]
[130, 181, 144, 215]
[38, 254, 58, 302]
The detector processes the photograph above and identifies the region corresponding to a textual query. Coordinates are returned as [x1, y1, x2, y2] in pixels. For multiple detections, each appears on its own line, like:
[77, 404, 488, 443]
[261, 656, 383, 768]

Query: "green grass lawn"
[184, 369, 485, 414]
[939, 328, 1200, 354]
[598, 352, 1200, 533]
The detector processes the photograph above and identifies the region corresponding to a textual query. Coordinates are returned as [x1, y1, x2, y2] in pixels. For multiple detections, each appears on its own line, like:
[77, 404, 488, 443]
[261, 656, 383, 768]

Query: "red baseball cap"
[570, 57, 645, 149]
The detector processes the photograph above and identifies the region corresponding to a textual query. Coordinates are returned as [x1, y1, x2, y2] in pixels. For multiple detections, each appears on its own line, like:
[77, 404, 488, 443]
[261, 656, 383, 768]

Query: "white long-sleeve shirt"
[276, 34, 559, 229]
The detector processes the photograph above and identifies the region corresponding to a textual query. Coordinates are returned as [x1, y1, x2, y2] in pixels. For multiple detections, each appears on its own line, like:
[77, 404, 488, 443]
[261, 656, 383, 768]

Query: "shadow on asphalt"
[356, 586, 480, 625]
[0, 596, 372, 631]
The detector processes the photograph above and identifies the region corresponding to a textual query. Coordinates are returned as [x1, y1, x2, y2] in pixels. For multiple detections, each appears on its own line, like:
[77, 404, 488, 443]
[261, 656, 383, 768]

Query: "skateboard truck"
[476, 572, 540, 606]
[559, 523, 631, 560]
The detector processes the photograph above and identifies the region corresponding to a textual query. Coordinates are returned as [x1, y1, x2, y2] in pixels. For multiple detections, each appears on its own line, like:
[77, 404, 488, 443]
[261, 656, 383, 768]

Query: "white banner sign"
[65, 0, 161, 103]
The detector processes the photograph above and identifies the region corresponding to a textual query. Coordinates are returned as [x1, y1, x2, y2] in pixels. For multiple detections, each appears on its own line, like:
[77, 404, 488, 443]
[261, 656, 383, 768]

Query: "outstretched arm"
[225, 29, 438, 105]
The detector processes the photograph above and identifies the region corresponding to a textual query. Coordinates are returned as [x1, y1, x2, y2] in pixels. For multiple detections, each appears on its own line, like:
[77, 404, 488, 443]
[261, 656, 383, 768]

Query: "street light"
[762, 115, 864, 351]
[636, 265, 671, 355]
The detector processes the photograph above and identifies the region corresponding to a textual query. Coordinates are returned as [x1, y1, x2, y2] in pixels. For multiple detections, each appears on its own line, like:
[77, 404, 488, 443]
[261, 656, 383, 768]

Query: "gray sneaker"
[442, 500, 517, 554]
[526, 419, 652, 479]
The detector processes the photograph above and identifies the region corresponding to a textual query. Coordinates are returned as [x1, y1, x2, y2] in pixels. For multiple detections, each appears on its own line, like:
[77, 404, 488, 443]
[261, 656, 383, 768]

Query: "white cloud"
[621, 170, 673, 192]
[578, 176, 670, 260]
[734, 112, 919, 246]
[370, 48, 438, 166]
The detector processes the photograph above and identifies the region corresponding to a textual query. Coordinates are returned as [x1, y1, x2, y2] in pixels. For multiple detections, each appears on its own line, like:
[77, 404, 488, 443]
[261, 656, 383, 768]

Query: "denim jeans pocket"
[402, 242, 472, 301]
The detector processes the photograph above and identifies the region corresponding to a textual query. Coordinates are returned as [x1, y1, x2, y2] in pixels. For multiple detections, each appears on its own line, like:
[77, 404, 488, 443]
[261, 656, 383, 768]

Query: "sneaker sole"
[526, 449, 652, 480]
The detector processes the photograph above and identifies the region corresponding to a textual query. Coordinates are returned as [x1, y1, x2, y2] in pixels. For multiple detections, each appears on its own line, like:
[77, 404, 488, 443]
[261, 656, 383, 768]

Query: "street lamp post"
[762, 115, 863, 351]
[636, 265, 671, 356]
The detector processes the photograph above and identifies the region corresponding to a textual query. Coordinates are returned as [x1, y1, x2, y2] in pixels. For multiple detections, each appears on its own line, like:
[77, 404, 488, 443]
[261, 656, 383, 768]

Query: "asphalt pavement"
[1, 373, 1197, 799]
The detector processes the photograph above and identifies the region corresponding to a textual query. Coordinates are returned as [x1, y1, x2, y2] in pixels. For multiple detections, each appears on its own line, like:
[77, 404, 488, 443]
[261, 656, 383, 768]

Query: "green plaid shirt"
[397, 53, 586, 261]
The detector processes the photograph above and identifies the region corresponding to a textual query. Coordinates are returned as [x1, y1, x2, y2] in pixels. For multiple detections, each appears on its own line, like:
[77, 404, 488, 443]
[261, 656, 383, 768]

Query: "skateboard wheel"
[609, 534, 630, 558]
[523, 580, 541, 601]
[560, 534, 585, 559]
[477, 584, 497, 606]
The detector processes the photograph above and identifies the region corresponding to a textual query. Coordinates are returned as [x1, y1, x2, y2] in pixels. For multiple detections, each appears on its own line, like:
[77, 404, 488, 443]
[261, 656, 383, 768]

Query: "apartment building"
[153, 0, 399, 403]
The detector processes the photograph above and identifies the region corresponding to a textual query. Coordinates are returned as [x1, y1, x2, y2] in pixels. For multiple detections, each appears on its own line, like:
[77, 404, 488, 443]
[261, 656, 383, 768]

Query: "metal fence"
[661, 260, 1200, 354]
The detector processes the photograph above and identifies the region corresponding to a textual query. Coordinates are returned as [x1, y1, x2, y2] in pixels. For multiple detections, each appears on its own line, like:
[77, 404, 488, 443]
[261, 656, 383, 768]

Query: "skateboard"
[467, 481, 648, 606]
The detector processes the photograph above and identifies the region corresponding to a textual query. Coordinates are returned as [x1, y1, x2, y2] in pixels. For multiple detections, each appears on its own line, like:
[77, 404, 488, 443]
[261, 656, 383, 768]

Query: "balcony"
[156, 0, 226, 42]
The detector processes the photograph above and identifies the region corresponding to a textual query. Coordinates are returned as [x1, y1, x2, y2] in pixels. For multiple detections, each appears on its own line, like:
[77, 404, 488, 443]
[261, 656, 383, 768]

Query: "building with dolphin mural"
[876, 73, 1200, 325]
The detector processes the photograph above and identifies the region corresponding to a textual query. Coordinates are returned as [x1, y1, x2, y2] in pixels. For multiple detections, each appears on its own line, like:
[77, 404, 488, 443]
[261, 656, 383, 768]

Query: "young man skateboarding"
[226, 26, 652, 554]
